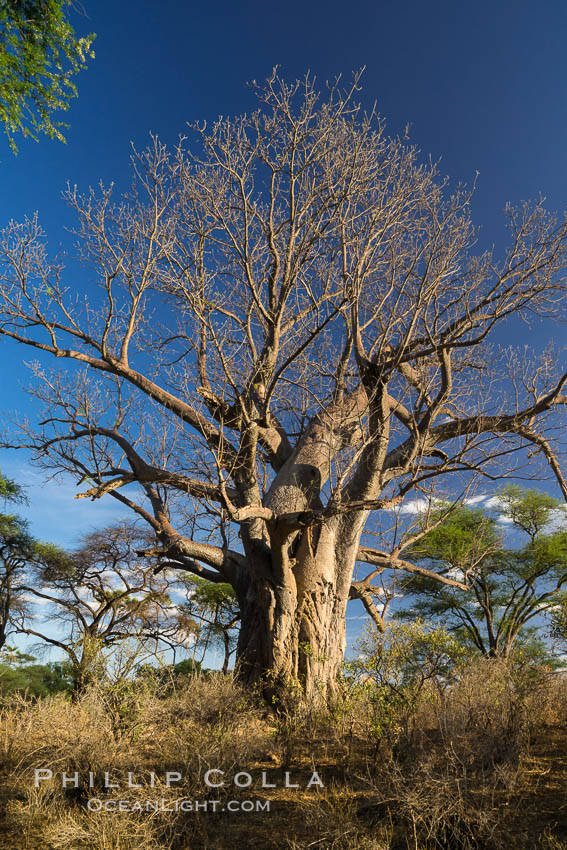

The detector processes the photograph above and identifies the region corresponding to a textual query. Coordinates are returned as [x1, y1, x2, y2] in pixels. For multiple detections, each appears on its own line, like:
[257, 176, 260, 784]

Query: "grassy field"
[0, 660, 566, 849]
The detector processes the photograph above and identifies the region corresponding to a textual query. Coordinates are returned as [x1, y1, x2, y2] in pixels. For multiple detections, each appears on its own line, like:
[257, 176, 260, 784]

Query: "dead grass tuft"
[0, 661, 566, 848]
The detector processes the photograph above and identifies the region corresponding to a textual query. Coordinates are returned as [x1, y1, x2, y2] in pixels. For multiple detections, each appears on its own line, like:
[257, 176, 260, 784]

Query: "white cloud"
[464, 494, 492, 506]
[398, 498, 433, 515]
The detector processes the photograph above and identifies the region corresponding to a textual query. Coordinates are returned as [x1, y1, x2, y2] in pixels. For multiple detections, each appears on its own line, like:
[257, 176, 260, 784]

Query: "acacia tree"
[21, 522, 184, 695]
[0, 511, 34, 650]
[181, 574, 240, 674]
[2, 72, 567, 698]
[396, 489, 567, 658]
[0, 471, 31, 650]
[0, 469, 24, 501]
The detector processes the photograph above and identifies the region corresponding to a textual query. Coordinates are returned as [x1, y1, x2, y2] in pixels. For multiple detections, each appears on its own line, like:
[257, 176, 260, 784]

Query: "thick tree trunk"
[236, 581, 348, 704]
[235, 518, 359, 704]
[233, 400, 369, 704]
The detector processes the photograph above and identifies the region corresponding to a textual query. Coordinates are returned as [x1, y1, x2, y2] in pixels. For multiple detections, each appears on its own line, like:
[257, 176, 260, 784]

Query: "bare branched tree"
[2, 70, 567, 698]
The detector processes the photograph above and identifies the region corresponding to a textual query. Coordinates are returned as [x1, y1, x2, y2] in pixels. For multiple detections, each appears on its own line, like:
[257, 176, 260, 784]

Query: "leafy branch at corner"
[0, 0, 95, 151]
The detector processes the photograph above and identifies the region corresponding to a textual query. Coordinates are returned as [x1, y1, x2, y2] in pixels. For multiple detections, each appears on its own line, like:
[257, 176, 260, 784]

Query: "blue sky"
[2, 0, 567, 655]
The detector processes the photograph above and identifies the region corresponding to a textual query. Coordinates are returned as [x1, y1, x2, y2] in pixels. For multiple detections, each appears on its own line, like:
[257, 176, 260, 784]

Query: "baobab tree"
[1, 71, 567, 699]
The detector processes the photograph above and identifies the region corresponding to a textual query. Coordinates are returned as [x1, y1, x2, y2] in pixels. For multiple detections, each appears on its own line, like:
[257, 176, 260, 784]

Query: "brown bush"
[0, 660, 566, 849]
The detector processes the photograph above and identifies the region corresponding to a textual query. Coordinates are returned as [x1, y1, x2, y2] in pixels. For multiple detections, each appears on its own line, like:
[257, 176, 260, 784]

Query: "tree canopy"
[21, 521, 186, 694]
[0, 0, 95, 151]
[181, 574, 239, 673]
[0, 469, 25, 502]
[0, 649, 72, 696]
[396, 488, 567, 658]
[0, 470, 31, 650]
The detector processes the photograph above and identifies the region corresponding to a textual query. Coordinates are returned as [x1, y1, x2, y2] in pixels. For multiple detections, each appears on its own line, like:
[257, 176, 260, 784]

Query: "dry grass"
[0, 661, 566, 849]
